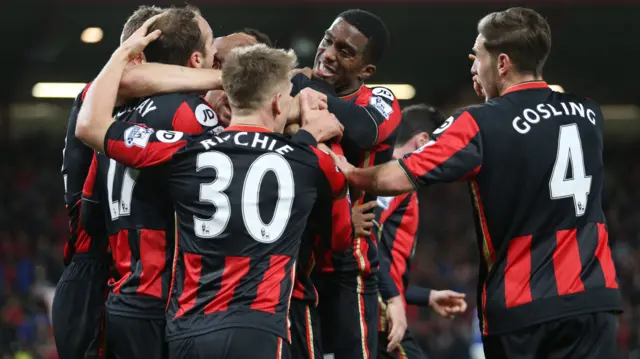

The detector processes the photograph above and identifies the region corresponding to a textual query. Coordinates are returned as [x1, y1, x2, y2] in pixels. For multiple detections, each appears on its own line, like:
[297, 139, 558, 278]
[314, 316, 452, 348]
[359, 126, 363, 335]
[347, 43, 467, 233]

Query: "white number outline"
[194, 151, 295, 243]
[549, 124, 592, 217]
[107, 158, 140, 220]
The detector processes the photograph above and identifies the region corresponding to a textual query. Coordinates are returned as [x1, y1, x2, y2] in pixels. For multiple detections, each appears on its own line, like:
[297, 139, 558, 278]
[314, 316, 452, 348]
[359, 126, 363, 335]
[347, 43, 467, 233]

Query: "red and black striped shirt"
[319, 85, 402, 294]
[102, 122, 346, 342]
[91, 93, 224, 318]
[61, 83, 109, 264]
[398, 82, 621, 335]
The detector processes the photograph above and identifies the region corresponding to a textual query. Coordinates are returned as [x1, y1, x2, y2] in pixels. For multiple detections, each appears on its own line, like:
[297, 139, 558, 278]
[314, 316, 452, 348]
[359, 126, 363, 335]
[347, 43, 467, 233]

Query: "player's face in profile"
[196, 16, 216, 69]
[313, 18, 369, 92]
[471, 34, 500, 99]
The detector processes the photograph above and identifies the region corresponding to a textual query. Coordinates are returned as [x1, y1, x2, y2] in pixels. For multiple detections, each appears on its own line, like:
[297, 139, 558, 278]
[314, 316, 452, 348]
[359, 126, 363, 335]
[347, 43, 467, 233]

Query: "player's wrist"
[110, 48, 131, 66]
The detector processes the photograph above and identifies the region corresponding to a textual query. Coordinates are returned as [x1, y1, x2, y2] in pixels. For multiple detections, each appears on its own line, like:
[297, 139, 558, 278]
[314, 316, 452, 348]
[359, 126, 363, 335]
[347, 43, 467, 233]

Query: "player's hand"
[327, 150, 355, 179]
[299, 89, 342, 143]
[291, 67, 313, 79]
[386, 296, 408, 352]
[351, 201, 378, 237]
[428, 290, 467, 319]
[287, 89, 327, 124]
[116, 14, 163, 62]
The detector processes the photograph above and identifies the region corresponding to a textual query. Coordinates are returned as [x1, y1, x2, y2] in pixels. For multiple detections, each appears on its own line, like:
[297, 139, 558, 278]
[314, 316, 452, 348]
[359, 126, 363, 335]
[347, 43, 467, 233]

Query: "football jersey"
[292, 143, 353, 306]
[92, 92, 224, 318]
[398, 81, 621, 335]
[102, 122, 346, 342]
[60, 83, 109, 264]
[322, 85, 403, 293]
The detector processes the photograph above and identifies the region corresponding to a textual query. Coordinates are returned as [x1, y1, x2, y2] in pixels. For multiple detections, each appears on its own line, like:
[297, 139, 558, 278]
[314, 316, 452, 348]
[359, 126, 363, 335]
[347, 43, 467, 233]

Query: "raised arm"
[119, 64, 222, 100]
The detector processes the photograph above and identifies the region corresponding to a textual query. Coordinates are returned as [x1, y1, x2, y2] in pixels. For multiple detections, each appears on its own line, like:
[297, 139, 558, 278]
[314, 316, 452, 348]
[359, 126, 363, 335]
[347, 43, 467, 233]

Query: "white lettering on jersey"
[372, 87, 394, 101]
[195, 103, 219, 127]
[156, 130, 184, 143]
[124, 126, 154, 148]
[512, 101, 597, 134]
[369, 96, 394, 119]
[199, 132, 296, 155]
[135, 98, 157, 117]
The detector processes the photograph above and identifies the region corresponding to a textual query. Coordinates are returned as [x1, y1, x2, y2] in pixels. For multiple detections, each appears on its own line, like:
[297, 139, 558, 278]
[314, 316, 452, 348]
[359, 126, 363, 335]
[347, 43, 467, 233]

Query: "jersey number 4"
[195, 151, 294, 243]
[549, 124, 592, 217]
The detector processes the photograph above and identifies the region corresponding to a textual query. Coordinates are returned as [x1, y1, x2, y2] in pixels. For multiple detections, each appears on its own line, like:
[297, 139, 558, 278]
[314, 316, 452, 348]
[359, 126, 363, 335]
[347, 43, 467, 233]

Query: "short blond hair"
[222, 44, 297, 111]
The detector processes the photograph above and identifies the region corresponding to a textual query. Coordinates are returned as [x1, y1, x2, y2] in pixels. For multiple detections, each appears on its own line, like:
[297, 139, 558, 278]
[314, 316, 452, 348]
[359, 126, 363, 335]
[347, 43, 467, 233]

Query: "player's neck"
[336, 81, 364, 97]
[229, 114, 276, 133]
[500, 74, 544, 96]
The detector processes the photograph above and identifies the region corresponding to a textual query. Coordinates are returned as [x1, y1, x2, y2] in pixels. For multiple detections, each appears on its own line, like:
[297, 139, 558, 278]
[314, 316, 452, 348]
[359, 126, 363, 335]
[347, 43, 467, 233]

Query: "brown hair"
[143, 5, 206, 66]
[222, 44, 297, 112]
[478, 7, 551, 76]
[120, 5, 165, 44]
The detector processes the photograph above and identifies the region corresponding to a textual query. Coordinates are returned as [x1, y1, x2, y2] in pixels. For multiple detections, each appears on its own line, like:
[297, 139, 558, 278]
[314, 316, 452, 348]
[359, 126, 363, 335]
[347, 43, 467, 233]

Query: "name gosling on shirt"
[512, 102, 597, 134]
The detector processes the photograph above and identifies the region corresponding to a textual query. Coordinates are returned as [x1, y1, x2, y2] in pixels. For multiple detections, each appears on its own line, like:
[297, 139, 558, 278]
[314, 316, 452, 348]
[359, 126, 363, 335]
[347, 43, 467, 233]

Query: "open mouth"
[315, 62, 336, 78]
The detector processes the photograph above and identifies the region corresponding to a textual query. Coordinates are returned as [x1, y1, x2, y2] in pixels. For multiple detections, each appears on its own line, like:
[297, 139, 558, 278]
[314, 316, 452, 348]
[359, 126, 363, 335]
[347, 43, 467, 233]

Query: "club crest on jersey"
[124, 126, 154, 148]
[195, 103, 219, 127]
[369, 96, 394, 119]
[376, 196, 393, 209]
[372, 87, 394, 101]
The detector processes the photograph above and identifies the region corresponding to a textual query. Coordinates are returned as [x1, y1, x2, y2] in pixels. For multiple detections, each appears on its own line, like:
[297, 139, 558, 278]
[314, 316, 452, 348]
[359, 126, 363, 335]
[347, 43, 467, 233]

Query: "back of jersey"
[95, 92, 223, 318]
[161, 127, 343, 342]
[467, 82, 620, 334]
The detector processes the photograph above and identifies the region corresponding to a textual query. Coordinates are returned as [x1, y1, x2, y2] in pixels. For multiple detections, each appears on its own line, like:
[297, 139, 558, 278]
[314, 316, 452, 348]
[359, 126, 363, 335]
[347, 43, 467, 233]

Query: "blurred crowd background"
[1, 1, 638, 358]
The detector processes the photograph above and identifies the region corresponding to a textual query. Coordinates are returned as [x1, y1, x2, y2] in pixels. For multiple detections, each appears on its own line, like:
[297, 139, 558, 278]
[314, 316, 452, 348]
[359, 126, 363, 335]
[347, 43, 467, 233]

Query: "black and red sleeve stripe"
[104, 121, 187, 169]
[398, 111, 483, 188]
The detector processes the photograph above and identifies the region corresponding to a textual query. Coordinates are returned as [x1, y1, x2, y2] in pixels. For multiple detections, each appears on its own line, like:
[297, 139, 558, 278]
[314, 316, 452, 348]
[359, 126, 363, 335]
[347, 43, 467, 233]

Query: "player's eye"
[322, 36, 332, 45]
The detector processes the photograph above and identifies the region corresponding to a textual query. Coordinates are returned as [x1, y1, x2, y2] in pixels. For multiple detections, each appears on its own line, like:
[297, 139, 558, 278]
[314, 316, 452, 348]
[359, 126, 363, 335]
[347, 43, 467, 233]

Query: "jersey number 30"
[195, 151, 294, 243]
[549, 124, 592, 217]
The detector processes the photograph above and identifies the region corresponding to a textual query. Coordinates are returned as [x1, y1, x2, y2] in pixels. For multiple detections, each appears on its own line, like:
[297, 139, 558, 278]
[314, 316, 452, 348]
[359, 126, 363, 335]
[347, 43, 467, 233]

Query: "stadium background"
[1, 0, 639, 358]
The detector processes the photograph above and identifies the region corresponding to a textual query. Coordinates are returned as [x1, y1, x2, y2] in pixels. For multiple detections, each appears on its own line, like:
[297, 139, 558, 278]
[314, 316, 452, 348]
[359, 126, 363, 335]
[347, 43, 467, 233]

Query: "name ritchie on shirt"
[513, 101, 597, 134]
[199, 132, 295, 155]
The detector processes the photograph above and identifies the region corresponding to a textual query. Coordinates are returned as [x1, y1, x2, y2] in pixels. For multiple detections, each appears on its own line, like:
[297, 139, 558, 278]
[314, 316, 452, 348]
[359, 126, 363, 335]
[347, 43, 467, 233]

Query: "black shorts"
[52, 258, 110, 359]
[318, 277, 379, 359]
[482, 311, 618, 359]
[105, 312, 167, 359]
[168, 328, 290, 359]
[377, 330, 427, 359]
[290, 300, 322, 359]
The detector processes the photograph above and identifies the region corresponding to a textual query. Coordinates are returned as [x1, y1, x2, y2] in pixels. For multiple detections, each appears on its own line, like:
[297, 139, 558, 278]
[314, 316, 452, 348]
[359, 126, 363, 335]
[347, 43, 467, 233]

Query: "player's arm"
[405, 285, 432, 306]
[119, 64, 222, 100]
[292, 75, 400, 149]
[333, 111, 483, 196]
[76, 15, 162, 152]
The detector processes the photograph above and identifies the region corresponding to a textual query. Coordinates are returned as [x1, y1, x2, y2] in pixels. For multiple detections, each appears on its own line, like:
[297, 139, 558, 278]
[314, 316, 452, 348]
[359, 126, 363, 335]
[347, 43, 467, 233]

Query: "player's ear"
[359, 64, 376, 81]
[497, 53, 510, 76]
[188, 51, 203, 68]
[415, 132, 430, 147]
[272, 93, 282, 117]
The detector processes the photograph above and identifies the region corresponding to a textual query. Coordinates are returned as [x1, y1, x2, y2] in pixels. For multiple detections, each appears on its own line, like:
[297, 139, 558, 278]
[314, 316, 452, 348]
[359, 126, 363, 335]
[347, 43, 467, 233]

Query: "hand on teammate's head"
[117, 14, 164, 62]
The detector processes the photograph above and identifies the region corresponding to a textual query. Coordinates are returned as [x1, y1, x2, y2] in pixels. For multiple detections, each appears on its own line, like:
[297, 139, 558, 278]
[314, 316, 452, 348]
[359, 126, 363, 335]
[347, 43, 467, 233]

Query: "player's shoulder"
[365, 85, 398, 104]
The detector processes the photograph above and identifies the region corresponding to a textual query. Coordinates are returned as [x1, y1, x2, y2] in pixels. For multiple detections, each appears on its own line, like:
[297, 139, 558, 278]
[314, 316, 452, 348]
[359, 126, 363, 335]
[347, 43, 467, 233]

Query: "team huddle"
[53, 4, 621, 359]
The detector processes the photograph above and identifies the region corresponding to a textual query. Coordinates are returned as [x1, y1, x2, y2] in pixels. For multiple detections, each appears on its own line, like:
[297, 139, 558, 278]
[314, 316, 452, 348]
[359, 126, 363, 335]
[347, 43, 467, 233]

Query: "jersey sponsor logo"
[432, 116, 454, 135]
[195, 103, 219, 127]
[413, 140, 435, 154]
[372, 87, 394, 101]
[369, 96, 394, 119]
[376, 196, 393, 209]
[124, 126, 154, 148]
[156, 130, 184, 143]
